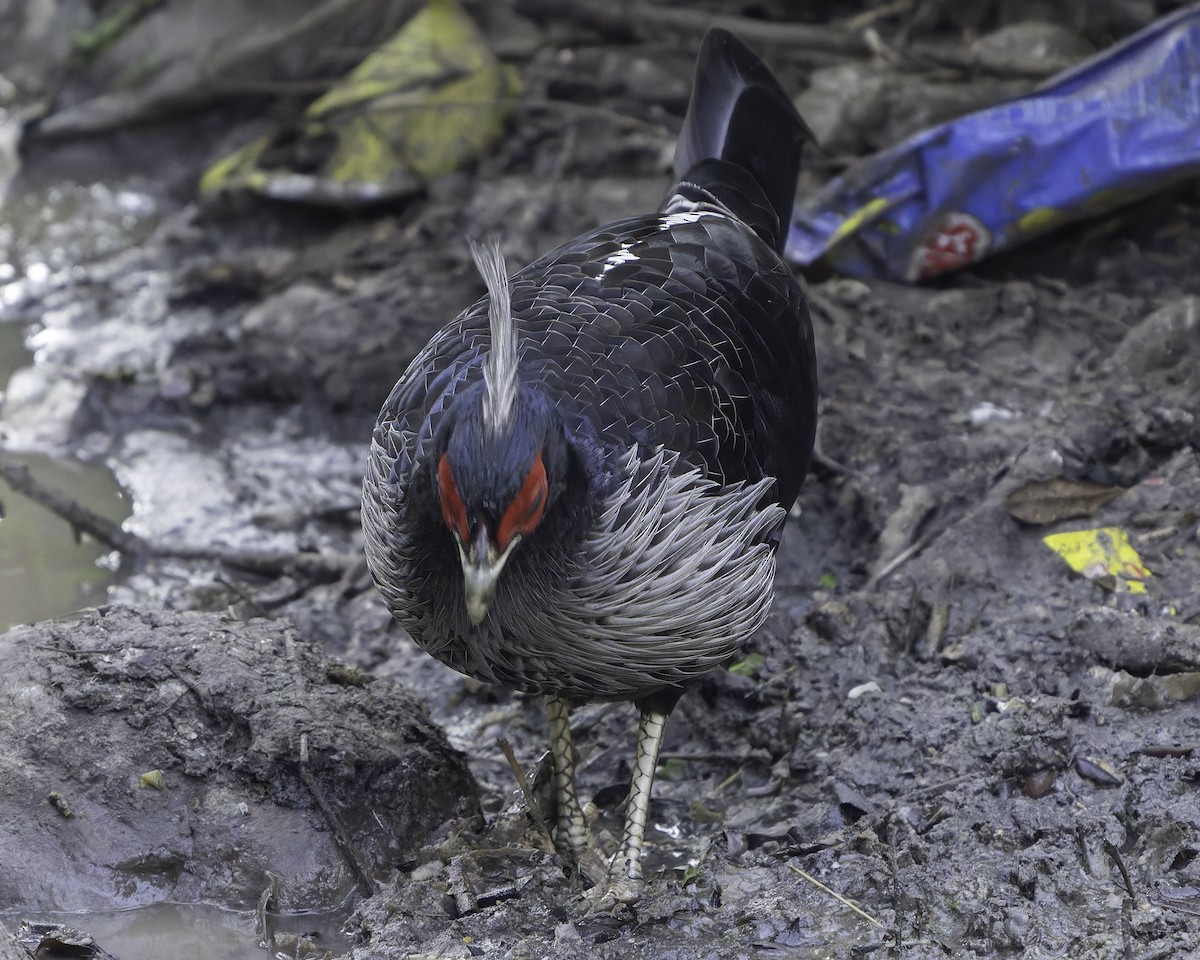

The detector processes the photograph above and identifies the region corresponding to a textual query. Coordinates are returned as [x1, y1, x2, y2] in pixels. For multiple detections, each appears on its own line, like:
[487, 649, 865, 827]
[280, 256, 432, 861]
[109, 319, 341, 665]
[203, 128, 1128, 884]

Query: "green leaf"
[729, 653, 765, 677]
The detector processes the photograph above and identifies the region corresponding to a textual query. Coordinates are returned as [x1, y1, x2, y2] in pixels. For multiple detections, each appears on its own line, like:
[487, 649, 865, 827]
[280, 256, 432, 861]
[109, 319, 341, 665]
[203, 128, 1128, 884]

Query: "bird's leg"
[615, 707, 669, 890]
[545, 695, 590, 862]
[590, 706, 671, 908]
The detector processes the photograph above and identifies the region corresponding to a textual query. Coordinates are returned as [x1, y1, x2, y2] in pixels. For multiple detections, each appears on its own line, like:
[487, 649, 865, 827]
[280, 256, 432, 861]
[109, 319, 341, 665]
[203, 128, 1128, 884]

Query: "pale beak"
[457, 524, 519, 625]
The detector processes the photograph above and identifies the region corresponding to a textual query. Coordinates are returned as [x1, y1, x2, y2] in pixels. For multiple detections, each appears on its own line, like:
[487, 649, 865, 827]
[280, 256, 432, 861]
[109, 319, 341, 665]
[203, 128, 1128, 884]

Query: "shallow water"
[0, 450, 125, 633]
[0, 149, 160, 631]
[0, 318, 129, 630]
[1, 319, 126, 632]
[6, 902, 355, 960]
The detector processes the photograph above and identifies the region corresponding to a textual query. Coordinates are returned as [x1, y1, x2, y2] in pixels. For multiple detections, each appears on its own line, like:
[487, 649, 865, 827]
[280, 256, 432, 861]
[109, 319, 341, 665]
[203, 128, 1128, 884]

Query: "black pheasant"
[363, 29, 817, 905]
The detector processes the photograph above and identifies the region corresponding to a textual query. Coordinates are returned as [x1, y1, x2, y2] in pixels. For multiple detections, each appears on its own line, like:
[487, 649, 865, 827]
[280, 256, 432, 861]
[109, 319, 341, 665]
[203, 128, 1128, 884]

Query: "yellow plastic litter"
[1042, 527, 1151, 594]
[828, 196, 895, 247]
[200, 0, 520, 206]
[1016, 206, 1067, 234]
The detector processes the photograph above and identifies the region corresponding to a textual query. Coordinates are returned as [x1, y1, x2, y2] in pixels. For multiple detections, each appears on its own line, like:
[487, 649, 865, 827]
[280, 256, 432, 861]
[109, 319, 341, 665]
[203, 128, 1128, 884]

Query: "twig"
[0, 455, 357, 580]
[812, 434, 857, 477]
[867, 525, 941, 590]
[213, 573, 270, 617]
[899, 773, 974, 801]
[521, 97, 665, 135]
[788, 862, 884, 928]
[1104, 838, 1136, 901]
[841, 0, 914, 32]
[496, 737, 555, 851]
[1135, 743, 1199, 758]
[713, 768, 743, 794]
[924, 599, 950, 655]
[516, 0, 867, 55]
[165, 543, 357, 580]
[0, 456, 143, 553]
[254, 871, 281, 948]
[198, 92, 668, 135]
[515, 0, 1071, 78]
[1150, 890, 1200, 919]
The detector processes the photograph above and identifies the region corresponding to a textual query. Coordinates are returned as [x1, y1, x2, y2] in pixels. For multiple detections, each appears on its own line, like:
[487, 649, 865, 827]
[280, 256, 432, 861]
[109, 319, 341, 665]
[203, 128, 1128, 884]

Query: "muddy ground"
[2, 2, 1200, 958]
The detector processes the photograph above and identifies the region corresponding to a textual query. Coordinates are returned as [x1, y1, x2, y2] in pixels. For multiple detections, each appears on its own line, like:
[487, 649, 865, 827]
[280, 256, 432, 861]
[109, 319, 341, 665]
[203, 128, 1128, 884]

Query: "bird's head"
[433, 381, 567, 624]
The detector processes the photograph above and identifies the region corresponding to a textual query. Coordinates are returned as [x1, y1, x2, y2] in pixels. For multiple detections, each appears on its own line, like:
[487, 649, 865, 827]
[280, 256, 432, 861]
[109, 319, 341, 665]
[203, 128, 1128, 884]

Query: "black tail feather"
[670, 29, 813, 252]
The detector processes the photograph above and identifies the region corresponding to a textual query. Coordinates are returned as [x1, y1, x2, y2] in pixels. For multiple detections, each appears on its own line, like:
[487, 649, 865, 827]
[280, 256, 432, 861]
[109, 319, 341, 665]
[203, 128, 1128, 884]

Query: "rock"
[1109, 296, 1200, 377]
[794, 62, 891, 156]
[796, 62, 1032, 156]
[0, 921, 30, 960]
[969, 21, 1094, 76]
[0, 605, 478, 913]
[1069, 606, 1200, 674]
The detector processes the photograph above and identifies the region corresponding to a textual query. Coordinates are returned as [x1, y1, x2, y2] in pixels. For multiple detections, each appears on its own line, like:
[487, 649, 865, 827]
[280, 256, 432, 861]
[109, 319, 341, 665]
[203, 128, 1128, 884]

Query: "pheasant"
[362, 29, 817, 905]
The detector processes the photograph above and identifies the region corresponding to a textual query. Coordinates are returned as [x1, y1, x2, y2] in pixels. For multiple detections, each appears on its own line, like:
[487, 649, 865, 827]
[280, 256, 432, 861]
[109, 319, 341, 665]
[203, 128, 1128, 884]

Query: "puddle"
[0, 318, 25, 382]
[1, 319, 127, 631]
[0, 143, 161, 632]
[6, 902, 355, 960]
[0, 445, 128, 632]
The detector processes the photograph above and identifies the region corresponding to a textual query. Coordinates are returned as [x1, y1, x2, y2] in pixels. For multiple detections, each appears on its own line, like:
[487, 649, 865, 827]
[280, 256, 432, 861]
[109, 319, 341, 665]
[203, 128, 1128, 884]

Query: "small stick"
[166, 543, 357, 580]
[496, 737, 555, 851]
[515, 0, 1069, 78]
[515, 0, 867, 55]
[0, 456, 143, 553]
[788, 862, 884, 928]
[1104, 839, 1136, 901]
[713, 768, 743, 794]
[841, 0, 914, 31]
[867, 525, 940, 589]
[1136, 743, 1198, 758]
[0, 455, 356, 579]
[254, 871, 281, 948]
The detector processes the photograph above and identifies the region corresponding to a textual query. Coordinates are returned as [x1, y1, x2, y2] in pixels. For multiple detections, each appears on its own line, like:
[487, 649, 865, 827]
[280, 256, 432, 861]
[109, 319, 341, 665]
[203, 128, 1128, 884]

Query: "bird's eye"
[497, 451, 547, 550]
[437, 454, 470, 543]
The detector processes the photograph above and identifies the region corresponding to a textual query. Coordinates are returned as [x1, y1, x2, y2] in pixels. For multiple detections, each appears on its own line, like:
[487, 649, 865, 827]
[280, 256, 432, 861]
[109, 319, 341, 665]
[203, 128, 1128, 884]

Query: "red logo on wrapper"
[909, 211, 991, 280]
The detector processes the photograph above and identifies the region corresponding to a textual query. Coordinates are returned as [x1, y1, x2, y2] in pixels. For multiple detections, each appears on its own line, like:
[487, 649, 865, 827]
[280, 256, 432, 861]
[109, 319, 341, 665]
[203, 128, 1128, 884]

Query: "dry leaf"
[1005, 478, 1122, 525]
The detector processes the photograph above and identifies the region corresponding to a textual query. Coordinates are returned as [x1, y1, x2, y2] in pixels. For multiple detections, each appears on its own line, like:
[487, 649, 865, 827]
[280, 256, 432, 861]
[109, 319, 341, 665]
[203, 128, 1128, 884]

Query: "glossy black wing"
[508, 208, 815, 508]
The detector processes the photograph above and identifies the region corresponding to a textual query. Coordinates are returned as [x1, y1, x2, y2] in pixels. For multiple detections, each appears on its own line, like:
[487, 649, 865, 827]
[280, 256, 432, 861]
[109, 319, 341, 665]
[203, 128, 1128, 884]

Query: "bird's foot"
[578, 852, 643, 913]
[581, 874, 642, 914]
[559, 839, 609, 890]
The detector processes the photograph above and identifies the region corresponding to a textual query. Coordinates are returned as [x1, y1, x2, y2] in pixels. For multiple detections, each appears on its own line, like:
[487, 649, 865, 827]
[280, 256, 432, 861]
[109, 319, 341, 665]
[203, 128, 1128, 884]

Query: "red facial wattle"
[497, 451, 547, 551]
[437, 453, 469, 543]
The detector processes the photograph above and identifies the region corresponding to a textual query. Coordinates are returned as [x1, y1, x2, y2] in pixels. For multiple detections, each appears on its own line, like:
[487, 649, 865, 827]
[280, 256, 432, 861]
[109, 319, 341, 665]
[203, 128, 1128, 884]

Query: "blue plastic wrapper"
[786, 4, 1200, 281]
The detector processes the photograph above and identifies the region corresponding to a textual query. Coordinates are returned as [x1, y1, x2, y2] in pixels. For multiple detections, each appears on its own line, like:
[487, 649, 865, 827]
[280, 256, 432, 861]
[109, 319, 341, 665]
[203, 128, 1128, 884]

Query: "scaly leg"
[591, 707, 670, 907]
[546, 695, 589, 861]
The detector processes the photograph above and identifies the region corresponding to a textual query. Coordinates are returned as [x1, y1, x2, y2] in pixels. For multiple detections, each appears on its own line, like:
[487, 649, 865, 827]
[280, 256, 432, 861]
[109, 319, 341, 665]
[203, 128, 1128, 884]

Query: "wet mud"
[2, 2, 1199, 958]
[0, 607, 476, 914]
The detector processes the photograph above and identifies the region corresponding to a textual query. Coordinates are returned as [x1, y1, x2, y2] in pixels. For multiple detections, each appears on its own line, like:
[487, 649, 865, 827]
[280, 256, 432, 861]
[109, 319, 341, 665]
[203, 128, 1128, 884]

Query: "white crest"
[468, 236, 519, 435]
